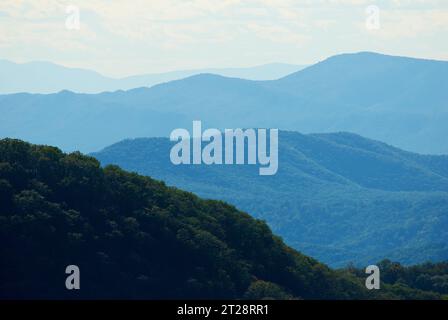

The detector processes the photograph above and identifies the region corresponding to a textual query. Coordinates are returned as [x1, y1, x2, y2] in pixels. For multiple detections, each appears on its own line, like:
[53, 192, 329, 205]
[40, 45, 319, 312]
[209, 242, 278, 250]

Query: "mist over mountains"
[1, 52, 446, 154]
[0, 59, 304, 94]
[92, 131, 448, 267]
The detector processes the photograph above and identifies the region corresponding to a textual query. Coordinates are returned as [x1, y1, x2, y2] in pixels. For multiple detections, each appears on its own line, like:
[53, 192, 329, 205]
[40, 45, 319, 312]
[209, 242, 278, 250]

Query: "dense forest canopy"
[0, 138, 446, 299]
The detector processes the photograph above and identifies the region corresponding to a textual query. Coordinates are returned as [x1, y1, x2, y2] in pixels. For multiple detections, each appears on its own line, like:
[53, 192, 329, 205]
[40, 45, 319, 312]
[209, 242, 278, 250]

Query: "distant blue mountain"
[0, 60, 115, 94]
[0, 52, 447, 154]
[0, 59, 304, 94]
[91, 131, 448, 267]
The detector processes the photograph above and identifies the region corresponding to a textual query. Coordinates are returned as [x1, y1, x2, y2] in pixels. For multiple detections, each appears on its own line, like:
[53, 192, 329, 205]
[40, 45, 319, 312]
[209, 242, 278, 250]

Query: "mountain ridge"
[91, 131, 448, 267]
[0, 59, 305, 94]
[1, 51, 447, 154]
[0, 138, 445, 299]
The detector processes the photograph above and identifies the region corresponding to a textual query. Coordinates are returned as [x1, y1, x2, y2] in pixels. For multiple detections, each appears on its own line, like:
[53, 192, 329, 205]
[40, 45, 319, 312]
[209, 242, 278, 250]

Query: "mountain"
[91, 131, 448, 267]
[0, 52, 447, 154]
[0, 60, 115, 94]
[0, 59, 304, 94]
[0, 138, 443, 299]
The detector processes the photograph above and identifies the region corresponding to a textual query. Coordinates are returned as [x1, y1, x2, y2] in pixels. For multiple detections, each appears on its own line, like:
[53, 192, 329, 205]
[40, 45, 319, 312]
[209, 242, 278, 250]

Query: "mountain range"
[0, 52, 447, 154]
[1, 49, 448, 298]
[91, 131, 448, 267]
[1, 138, 445, 299]
[0, 59, 304, 94]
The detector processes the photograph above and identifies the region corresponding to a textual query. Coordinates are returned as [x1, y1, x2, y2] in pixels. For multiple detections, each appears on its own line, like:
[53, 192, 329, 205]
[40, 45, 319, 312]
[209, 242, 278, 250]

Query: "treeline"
[0, 138, 445, 299]
[343, 260, 448, 299]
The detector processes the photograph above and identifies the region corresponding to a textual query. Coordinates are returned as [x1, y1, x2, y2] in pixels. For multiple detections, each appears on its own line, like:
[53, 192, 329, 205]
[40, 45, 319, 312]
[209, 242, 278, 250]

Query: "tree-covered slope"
[1, 139, 445, 299]
[0, 138, 372, 299]
[91, 131, 448, 267]
[344, 260, 448, 299]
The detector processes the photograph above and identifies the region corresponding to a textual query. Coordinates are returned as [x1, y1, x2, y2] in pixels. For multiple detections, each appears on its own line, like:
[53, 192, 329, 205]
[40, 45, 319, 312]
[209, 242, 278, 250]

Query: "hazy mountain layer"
[0, 59, 304, 94]
[1, 52, 446, 154]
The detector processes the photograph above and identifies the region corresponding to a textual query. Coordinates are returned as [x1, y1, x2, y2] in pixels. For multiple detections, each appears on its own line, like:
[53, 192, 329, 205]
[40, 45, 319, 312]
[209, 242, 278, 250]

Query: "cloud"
[246, 22, 310, 44]
[362, 8, 448, 38]
[0, 0, 446, 75]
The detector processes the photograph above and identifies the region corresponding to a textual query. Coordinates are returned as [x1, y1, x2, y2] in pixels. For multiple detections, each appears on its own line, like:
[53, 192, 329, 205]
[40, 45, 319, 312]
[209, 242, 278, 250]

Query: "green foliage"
[343, 259, 448, 299]
[0, 139, 444, 300]
[91, 132, 448, 267]
[244, 280, 294, 300]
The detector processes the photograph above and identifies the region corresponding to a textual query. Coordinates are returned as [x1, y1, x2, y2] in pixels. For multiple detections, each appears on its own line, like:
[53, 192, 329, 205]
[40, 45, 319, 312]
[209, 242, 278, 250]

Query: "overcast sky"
[1, 0, 447, 77]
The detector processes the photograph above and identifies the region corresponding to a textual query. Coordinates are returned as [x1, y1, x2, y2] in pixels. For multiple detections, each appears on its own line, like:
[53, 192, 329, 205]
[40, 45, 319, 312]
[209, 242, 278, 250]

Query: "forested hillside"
[0, 138, 444, 299]
[92, 131, 448, 267]
[344, 260, 448, 298]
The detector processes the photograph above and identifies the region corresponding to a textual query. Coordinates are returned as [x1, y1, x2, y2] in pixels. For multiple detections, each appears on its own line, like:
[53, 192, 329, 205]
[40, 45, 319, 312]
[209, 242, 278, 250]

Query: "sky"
[0, 0, 447, 77]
